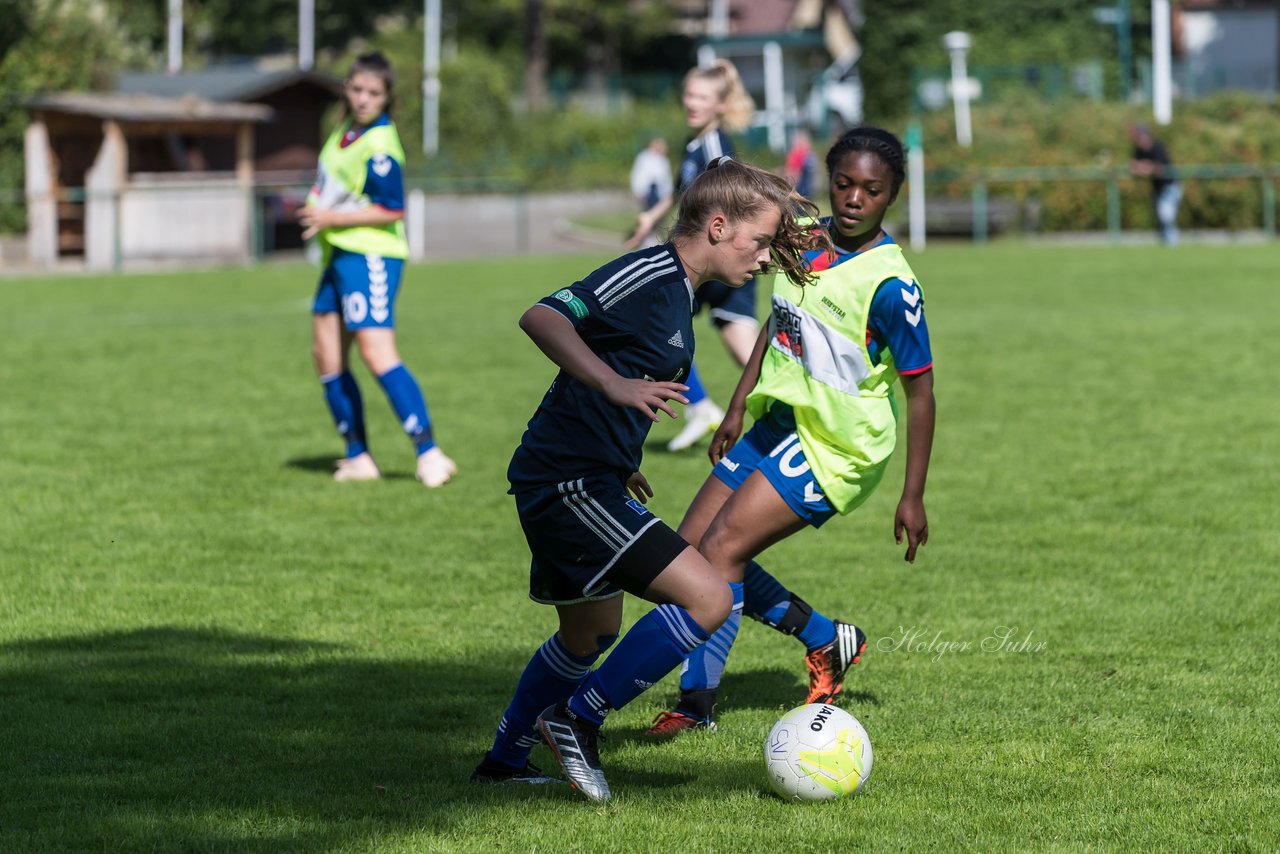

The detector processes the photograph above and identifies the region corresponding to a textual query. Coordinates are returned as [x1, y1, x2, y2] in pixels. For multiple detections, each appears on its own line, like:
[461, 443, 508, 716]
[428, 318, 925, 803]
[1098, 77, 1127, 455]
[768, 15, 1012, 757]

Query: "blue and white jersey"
[508, 244, 696, 488]
[805, 224, 933, 375]
[338, 113, 405, 212]
[677, 129, 736, 193]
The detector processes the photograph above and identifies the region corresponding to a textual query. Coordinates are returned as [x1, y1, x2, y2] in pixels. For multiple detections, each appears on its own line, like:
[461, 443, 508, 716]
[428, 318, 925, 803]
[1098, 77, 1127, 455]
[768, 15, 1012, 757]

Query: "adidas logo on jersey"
[668, 330, 684, 348]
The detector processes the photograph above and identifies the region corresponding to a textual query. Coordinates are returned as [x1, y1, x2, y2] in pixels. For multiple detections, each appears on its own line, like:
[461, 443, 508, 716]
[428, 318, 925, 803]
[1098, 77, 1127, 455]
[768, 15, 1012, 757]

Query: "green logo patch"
[552, 288, 589, 319]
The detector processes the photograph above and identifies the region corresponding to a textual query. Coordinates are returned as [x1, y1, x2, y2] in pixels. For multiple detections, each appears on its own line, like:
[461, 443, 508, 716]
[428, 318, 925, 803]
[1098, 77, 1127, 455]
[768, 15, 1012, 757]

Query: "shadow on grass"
[284, 454, 415, 481]
[0, 627, 589, 849]
[2, 628, 860, 847]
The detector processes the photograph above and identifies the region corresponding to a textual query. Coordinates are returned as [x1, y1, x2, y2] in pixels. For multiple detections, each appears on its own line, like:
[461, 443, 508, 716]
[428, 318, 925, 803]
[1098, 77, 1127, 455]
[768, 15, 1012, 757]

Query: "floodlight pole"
[423, 0, 441, 155]
[1151, 0, 1173, 124]
[943, 31, 973, 147]
[167, 0, 183, 74]
[299, 0, 314, 71]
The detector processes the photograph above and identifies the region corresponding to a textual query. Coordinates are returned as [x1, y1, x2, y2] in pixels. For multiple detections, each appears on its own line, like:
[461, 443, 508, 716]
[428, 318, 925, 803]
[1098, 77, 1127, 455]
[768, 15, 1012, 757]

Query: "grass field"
[2, 243, 1278, 852]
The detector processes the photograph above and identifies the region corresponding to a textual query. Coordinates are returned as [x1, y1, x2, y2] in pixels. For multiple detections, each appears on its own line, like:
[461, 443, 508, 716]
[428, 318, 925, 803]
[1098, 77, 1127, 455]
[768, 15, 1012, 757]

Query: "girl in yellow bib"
[301, 52, 456, 487]
[645, 126, 937, 735]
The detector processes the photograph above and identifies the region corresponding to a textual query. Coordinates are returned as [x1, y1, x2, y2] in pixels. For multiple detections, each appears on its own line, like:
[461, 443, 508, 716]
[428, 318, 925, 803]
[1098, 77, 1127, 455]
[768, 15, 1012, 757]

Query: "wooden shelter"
[25, 93, 270, 269]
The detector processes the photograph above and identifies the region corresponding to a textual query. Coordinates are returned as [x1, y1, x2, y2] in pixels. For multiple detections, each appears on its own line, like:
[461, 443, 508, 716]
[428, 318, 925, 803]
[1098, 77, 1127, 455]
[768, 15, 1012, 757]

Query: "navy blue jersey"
[677, 129, 736, 193]
[508, 244, 696, 488]
[806, 223, 934, 375]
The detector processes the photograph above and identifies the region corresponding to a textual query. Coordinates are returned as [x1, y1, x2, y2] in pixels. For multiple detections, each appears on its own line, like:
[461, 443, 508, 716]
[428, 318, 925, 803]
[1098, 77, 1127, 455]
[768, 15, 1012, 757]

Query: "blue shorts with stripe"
[694, 277, 757, 328]
[711, 405, 837, 528]
[312, 246, 404, 330]
[513, 473, 691, 605]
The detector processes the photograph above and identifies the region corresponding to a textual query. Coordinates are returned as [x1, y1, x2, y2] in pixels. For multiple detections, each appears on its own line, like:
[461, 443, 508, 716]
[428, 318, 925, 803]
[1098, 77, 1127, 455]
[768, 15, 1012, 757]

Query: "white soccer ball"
[763, 703, 873, 801]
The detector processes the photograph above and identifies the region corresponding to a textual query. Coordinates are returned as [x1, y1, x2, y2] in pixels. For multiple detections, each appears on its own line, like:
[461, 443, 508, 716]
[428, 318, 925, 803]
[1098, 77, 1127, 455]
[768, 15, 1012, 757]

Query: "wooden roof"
[27, 93, 272, 123]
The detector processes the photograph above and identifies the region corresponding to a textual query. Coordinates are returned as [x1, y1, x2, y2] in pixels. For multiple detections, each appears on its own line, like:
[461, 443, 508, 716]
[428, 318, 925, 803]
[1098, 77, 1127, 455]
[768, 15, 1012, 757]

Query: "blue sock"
[488, 633, 608, 768]
[743, 561, 835, 652]
[376, 363, 435, 454]
[684, 362, 708, 406]
[678, 582, 743, 699]
[320, 371, 367, 458]
[569, 604, 712, 727]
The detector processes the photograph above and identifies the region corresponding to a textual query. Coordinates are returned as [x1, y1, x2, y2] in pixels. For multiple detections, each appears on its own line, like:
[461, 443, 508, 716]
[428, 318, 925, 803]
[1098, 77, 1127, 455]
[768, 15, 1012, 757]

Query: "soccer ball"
[763, 703, 873, 801]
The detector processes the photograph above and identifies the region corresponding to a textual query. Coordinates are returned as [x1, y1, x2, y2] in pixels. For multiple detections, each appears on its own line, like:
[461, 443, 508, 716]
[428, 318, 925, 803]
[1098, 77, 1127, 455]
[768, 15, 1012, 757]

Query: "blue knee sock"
[684, 362, 708, 406]
[568, 603, 712, 727]
[376, 363, 435, 454]
[678, 582, 744, 700]
[743, 560, 835, 652]
[488, 633, 608, 768]
[320, 371, 367, 458]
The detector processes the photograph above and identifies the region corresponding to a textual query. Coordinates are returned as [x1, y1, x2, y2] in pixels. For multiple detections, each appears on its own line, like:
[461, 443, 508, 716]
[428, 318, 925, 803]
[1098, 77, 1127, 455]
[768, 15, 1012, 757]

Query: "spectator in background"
[782, 127, 818, 201]
[628, 137, 673, 249]
[1128, 123, 1182, 246]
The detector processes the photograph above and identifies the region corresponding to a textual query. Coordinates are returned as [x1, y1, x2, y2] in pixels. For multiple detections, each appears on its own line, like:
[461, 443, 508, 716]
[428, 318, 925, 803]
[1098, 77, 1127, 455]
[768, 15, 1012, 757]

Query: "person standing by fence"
[1127, 123, 1182, 246]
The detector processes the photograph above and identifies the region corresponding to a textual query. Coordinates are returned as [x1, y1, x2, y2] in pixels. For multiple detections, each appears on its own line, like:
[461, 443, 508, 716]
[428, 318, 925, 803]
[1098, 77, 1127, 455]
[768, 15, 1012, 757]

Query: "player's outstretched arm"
[519, 306, 688, 422]
[625, 194, 675, 250]
[708, 324, 770, 464]
[895, 368, 935, 563]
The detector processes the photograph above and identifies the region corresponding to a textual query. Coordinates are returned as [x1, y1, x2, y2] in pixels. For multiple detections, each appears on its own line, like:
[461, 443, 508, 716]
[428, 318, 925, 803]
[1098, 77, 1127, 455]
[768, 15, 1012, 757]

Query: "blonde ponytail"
[685, 58, 756, 133]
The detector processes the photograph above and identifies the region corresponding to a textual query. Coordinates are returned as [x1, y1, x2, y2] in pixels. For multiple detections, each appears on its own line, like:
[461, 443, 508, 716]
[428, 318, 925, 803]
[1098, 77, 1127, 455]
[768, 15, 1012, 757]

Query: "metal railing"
[923, 163, 1280, 243]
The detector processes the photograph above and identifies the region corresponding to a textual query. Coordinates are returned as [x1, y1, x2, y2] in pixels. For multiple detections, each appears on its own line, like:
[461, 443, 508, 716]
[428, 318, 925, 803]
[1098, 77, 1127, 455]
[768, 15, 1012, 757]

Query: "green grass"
[2, 243, 1278, 851]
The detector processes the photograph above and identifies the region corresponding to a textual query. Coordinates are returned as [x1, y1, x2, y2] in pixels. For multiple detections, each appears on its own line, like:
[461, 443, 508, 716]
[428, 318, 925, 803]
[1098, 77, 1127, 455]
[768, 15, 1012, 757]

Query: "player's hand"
[602, 377, 688, 423]
[623, 214, 653, 250]
[626, 471, 653, 504]
[894, 495, 929, 563]
[297, 206, 330, 240]
[707, 407, 745, 466]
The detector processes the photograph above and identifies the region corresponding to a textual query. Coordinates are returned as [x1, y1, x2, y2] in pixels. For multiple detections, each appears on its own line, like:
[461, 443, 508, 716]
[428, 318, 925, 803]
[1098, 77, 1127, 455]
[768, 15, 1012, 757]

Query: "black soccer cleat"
[536, 702, 611, 803]
[469, 753, 564, 785]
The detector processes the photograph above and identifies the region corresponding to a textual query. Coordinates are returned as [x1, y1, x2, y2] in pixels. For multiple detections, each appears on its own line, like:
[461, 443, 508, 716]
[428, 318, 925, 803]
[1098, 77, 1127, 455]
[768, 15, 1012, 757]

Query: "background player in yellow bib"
[644, 126, 937, 736]
[300, 52, 456, 487]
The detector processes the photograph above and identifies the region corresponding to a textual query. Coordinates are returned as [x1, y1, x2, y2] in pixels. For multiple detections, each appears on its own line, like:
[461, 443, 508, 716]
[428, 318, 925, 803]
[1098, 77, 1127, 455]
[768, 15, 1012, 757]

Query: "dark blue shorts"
[694, 277, 757, 328]
[312, 247, 404, 330]
[513, 474, 691, 605]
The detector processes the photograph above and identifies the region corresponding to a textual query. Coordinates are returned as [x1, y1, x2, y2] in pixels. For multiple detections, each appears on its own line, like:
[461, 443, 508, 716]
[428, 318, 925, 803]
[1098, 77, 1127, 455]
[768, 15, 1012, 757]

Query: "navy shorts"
[711, 406, 837, 528]
[694, 277, 758, 328]
[513, 474, 691, 605]
[312, 246, 404, 330]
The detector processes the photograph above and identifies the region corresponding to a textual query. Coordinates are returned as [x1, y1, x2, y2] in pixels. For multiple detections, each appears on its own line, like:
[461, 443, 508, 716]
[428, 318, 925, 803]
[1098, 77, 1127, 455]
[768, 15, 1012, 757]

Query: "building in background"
[20, 67, 340, 271]
[1177, 0, 1279, 96]
[686, 0, 864, 148]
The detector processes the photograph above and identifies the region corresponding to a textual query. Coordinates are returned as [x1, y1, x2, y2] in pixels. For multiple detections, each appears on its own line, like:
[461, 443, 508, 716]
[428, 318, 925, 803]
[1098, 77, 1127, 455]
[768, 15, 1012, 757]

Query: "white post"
[708, 0, 730, 37]
[423, 0, 441, 155]
[407, 189, 427, 261]
[299, 0, 314, 71]
[1151, 0, 1173, 125]
[167, 0, 183, 74]
[943, 31, 973, 147]
[907, 122, 926, 252]
[763, 41, 785, 151]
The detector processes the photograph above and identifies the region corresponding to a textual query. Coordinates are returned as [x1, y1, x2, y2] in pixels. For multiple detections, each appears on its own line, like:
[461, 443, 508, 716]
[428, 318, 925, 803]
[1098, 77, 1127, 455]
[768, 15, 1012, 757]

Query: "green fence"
[925, 163, 1280, 243]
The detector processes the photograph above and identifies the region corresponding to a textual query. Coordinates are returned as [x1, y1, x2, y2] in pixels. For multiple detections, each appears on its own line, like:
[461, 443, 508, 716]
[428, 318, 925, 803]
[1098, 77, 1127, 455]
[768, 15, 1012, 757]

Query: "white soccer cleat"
[415, 447, 457, 488]
[537, 703, 611, 803]
[666, 400, 724, 452]
[333, 452, 381, 482]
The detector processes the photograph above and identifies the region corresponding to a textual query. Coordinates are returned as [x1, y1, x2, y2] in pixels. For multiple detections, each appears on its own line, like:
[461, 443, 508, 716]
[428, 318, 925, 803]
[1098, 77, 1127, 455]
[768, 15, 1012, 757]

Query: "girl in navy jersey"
[301, 52, 456, 487]
[644, 126, 937, 737]
[627, 59, 763, 453]
[472, 159, 823, 802]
